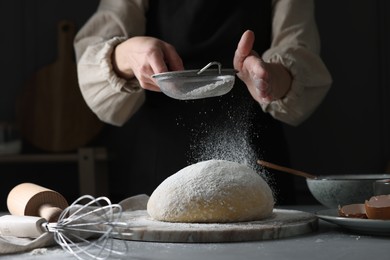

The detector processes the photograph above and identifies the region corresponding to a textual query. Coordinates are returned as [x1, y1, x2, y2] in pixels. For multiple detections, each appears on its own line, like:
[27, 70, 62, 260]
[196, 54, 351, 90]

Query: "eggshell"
[365, 195, 390, 220]
[338, 204, 367, 219]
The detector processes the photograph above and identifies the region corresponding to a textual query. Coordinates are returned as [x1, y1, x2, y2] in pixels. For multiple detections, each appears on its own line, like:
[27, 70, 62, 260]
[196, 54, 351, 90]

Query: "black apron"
[107, 0, 295, 205]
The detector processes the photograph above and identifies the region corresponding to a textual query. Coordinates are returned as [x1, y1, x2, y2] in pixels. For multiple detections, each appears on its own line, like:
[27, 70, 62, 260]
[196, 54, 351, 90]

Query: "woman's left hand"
[233, 30, 292, 104]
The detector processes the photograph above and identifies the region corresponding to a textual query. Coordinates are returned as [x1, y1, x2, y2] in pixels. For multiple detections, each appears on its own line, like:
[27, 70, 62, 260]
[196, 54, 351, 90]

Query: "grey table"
[1, 205, 389, 260]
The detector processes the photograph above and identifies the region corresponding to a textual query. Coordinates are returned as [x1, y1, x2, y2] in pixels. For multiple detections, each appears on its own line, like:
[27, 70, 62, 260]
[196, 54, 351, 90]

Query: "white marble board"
[114, 209, 318, 243]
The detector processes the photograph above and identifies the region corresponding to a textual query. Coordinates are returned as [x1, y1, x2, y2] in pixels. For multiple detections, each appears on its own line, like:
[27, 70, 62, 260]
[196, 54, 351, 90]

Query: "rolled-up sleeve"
[261, 0, 332, 126]
[74, 0, 148, 126]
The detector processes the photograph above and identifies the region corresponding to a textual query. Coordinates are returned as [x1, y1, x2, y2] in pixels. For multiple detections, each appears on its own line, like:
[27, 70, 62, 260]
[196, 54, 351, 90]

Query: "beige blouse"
[74, 0, 332, 127]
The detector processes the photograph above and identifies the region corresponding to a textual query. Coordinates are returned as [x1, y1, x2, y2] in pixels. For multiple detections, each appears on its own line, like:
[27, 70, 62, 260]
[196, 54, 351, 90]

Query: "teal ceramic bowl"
[306, 174, 390, 208]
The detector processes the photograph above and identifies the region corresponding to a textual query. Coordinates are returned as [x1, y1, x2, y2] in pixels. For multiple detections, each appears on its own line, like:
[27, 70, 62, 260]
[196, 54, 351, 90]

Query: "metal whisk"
[45, 195, 129, 260]
[0, 195, 130, 260]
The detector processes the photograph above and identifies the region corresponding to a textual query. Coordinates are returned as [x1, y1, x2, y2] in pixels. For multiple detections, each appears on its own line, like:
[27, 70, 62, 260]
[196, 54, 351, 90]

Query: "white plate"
[316, 208, 390, 236]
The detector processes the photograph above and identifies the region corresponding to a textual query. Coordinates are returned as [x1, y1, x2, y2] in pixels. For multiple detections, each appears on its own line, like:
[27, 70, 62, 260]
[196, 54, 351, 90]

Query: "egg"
[365, 194, 390, 220]
[338, 204, 367, 218]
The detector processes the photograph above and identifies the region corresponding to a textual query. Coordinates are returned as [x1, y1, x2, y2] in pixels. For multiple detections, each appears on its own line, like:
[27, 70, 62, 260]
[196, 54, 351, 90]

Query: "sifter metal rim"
[152, 69, 237, 79]
[152, 61, 237, 80]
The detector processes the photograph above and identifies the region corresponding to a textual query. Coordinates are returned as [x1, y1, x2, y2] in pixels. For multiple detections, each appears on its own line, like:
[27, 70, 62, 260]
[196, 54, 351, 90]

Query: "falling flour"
[187, 92, 261, 172]
[174, 84, 277, 199]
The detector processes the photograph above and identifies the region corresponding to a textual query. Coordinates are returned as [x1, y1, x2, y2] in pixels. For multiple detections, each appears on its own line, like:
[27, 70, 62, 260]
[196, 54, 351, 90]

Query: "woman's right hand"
[233, 30, 292, 104]
[112, 36, 184, 91]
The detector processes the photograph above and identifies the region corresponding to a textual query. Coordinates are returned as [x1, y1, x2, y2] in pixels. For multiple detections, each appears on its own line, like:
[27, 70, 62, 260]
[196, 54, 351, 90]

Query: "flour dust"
[181, 93, 272, 186]
[189, 122, 256, 169]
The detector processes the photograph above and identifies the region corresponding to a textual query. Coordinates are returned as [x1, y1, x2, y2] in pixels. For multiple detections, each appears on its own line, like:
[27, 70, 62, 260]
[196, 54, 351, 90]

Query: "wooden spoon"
[257, 160, 317, 179]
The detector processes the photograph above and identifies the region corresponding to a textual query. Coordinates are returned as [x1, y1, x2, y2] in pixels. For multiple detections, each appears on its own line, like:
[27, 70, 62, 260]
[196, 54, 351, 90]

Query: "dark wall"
[0, 0, 99, 120]
[0, 0, 100, 209]
[286, 1, 390, 174]
[285, 1, 390, 201]
[0, 1, 389, 206]
[287, 0, 390, 173]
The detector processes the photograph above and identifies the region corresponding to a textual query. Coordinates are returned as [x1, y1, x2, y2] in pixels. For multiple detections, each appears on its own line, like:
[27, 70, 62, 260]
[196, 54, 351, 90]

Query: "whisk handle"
[0, 215, 47, 238]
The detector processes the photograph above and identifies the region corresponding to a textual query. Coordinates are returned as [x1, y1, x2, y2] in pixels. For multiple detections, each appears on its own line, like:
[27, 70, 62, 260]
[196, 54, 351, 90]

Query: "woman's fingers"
[113, 36, 184, 91]
[233, 30, 255, 71]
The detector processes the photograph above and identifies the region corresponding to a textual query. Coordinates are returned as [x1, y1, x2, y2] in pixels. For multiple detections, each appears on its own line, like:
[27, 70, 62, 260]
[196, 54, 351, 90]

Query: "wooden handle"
[57, 20, 75, 61]
[7, 183, 69, 222]
[257, 160, 316, 179]
[38, 204, 64, 223]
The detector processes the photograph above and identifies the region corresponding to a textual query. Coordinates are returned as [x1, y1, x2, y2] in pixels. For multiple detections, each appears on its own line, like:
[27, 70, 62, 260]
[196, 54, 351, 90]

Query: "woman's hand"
[112, 36, 184, 91]
[233, 30, 292, 104]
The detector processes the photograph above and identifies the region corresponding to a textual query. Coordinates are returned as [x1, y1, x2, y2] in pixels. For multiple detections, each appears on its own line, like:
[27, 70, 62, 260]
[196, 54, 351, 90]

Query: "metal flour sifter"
[152, 61, 237, 100]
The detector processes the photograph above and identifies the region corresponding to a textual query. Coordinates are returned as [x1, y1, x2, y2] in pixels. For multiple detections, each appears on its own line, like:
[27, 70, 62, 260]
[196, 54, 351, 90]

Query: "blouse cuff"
[97, 36, 142, 93]
[261, 53, 304, 110]
[260, 50, 316, 126]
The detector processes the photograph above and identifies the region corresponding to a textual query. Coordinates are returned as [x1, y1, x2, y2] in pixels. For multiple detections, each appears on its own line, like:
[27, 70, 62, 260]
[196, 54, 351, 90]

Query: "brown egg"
[338, 203, 367, 218]
[365, 195, 390, 220]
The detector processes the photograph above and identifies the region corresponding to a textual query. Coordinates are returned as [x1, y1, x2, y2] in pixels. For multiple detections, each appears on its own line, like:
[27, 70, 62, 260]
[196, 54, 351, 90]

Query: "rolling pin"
[6, 183, 69, 222]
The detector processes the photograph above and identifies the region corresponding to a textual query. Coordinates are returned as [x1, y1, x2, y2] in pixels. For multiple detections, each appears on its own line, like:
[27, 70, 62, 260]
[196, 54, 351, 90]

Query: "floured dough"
[147, 159, 274, 223]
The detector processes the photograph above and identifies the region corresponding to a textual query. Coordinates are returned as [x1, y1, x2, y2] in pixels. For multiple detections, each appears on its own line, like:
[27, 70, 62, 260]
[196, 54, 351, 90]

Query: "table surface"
[1, 205, 389, 260]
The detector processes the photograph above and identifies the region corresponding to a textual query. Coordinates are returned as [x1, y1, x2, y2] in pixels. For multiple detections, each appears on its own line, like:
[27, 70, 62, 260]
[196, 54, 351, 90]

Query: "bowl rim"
[307, 174, 390, 181]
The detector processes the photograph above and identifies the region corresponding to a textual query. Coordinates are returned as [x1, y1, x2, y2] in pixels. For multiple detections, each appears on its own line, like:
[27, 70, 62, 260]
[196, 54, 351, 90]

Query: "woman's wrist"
[111, 44, 135, 80]
[269, 62, 292, 100]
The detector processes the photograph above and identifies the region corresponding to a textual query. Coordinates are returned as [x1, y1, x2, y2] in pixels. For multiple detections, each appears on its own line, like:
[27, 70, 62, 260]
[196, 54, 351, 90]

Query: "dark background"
[0, 1, 389, 209]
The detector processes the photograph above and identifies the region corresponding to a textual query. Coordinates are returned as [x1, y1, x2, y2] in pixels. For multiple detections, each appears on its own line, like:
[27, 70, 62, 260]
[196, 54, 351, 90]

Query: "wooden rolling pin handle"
[38, 204, 63, 223]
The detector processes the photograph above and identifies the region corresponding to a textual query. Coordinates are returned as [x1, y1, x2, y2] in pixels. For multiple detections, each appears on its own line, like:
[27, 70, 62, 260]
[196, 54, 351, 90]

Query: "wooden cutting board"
[114, 209, 318, 243]
[16, 20, 103, 152]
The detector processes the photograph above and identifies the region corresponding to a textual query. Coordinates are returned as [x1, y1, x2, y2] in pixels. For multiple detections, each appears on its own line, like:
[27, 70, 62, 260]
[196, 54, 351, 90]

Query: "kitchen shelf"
[0, 147, 109, 196]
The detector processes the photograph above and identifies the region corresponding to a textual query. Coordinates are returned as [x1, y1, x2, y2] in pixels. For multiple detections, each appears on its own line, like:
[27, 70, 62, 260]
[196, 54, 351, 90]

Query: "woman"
[74, 0, 332, 204]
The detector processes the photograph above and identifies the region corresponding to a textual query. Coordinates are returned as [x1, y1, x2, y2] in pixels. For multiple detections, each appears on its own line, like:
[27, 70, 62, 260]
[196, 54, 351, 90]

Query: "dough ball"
[147, 159, 274, 223]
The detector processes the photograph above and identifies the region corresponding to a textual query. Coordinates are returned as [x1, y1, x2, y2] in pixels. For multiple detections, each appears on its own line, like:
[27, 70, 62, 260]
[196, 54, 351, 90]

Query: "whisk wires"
[46, 195, 129, 260]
